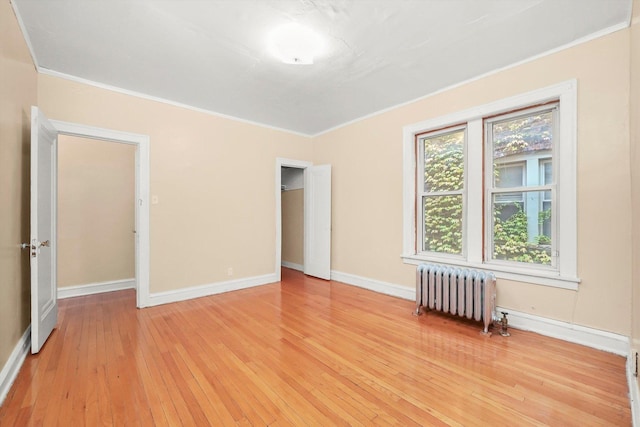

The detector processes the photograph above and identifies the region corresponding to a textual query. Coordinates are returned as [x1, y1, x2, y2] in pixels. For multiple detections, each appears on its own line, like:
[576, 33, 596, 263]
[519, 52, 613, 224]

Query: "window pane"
[541, 201, 551, 238]
[423, 195, 462, 255]
[541, 161, 552, 232]
[492, 191, 551, 265]
[495, 192, 523, 204]
[422, 129, 464, 192]
[495, 163, 524, 188]
[493, 111, 553, 188]
[495, 199, 524, 222]
[541, 160, 552, 203]
[542, 161, 552, 184]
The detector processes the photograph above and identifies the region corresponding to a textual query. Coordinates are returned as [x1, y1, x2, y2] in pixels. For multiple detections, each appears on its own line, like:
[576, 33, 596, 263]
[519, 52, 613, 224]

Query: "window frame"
[402, 80, 578, 290]
[539, 158, 553, 237]
[416, 124, 467, 260]
[485, 104, 558, 271]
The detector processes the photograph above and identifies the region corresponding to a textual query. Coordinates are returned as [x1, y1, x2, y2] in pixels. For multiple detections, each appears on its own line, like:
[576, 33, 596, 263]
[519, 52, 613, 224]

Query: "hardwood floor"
[0, 268, 631, 426]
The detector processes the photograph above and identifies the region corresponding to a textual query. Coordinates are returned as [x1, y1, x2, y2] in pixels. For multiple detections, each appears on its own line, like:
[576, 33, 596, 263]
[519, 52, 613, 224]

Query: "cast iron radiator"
[415, 263, 497, 334]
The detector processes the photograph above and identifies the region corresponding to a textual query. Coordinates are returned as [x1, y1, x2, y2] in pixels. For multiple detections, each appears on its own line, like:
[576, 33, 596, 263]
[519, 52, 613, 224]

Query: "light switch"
[151, 195, 159, 205]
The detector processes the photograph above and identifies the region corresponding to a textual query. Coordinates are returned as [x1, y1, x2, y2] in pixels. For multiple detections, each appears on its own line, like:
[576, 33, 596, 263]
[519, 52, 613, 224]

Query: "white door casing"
[30, 106, 58, 353]
[49, 120, 150, 308]
[303, 165, 332, 280]
[275, 158, 312, 282]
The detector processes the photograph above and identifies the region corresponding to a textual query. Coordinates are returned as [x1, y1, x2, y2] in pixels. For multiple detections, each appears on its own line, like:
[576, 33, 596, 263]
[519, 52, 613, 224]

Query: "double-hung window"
[417, 126, 466, 256]
[403, 81, 578, 289]
[486, 105, 557, 267]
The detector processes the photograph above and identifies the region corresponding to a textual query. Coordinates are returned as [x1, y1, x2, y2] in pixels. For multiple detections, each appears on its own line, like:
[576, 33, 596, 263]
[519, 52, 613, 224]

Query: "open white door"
[304, 165, 331, 280]
[30, 106, 58, 353]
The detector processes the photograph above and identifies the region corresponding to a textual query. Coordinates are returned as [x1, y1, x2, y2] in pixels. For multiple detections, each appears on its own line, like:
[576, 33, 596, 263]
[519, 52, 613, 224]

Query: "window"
[403, 81, 578, 289]
[487, 106, 556, 267]
[417, 127, 466, 256]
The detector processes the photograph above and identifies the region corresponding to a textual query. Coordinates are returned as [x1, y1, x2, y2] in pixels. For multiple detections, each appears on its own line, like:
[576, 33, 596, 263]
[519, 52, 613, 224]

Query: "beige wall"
[57, 135, 135, 287]
[38, 74, 314, 293]
[0, 1, 37, 371]
[313, 29, 633, 335]
[630, 0, 640, 377]
[282, 189, 304, 266]
[2, 0, 638, 381]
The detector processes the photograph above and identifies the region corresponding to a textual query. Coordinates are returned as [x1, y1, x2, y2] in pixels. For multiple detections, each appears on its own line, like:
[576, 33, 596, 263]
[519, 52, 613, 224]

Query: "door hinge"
[635, 351, 638, 377]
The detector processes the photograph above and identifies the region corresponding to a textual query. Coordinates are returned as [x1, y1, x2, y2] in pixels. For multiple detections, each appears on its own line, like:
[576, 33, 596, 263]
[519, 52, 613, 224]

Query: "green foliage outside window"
[421, 111, 554, 264]
[422, 131, 463, 254]
[424, 194, 462, 254]
[493, 203, 551, 265]
[491, 111, 553, 265]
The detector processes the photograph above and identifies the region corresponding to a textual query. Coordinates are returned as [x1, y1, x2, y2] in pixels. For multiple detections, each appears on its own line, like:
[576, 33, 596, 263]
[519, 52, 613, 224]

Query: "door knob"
[23, 240, 50, 257]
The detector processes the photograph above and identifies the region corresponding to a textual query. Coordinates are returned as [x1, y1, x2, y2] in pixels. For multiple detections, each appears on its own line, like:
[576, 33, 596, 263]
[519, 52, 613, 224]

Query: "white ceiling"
[13, 0, 632, 136]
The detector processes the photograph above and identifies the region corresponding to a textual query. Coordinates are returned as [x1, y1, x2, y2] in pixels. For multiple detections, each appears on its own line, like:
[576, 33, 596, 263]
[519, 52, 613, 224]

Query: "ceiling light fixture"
[267, 23, 324, 65]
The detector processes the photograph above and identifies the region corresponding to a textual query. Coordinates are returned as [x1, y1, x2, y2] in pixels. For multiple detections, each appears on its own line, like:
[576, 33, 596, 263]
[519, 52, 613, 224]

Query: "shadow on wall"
[20, 109, 31, 326]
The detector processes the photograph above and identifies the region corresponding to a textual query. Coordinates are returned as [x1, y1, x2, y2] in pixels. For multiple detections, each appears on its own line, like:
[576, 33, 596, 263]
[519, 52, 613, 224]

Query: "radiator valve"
[499, 311, 511, 337]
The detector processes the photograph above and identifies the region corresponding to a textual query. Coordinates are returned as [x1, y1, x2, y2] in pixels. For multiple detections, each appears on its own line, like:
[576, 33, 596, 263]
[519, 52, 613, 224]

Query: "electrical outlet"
[227, 267, 233, 276]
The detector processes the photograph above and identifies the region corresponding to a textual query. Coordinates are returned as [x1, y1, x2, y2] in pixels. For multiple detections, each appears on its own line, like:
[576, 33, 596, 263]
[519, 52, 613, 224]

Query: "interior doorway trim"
[275, 158, 312, 282]
[50, 120, 151, 308]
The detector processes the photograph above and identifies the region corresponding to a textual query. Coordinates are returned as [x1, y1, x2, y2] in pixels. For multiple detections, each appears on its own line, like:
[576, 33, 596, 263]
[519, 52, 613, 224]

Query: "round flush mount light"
[267, 23, 324, 65]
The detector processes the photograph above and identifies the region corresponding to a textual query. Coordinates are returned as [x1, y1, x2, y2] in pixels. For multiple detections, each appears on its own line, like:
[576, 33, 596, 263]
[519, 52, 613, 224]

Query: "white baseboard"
[629, 349, 640, 427]
[0, 326, 30, 407]
[330, 270, 415, 301]
[148, 273, 277, 307]
[496, 306, 629, 356]
[330, 269, 628, 356]
[281, 261, 303, 272]
[58, 278, 136, 299]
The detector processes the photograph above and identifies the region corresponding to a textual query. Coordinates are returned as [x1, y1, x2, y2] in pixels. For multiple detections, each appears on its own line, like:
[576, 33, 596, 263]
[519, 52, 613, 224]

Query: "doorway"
[275, 158, 332, 282]
[280, 166, 305, 273]
[50, 119, 150, 308]
[56, 135, 136, 299]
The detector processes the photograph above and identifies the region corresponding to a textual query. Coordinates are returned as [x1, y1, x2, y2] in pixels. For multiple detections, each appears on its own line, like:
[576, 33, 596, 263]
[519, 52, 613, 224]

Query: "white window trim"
[402, 80, 579, 290]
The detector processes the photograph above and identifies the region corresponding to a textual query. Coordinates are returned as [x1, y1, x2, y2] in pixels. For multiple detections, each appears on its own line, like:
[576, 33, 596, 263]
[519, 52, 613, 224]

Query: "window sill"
[401, 254, 579, 290]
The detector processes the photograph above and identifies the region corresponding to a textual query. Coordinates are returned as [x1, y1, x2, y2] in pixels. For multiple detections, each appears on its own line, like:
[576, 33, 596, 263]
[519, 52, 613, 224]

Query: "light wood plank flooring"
[0, 268, 631, 426]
